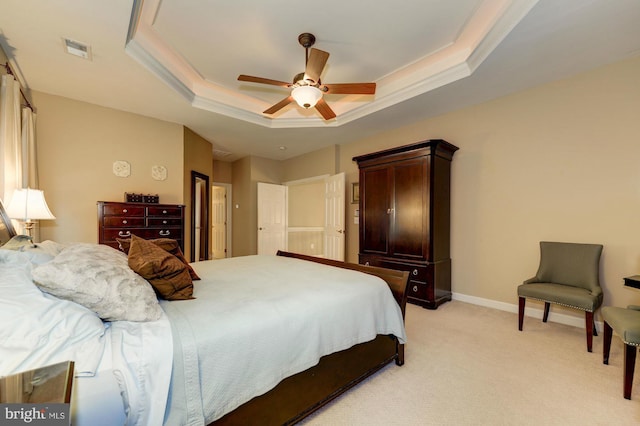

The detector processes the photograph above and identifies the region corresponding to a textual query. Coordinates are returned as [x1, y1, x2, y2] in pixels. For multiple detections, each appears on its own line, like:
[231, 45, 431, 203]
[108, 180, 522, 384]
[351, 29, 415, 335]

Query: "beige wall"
[281, 145, 338, 182]
[288, 181, 324, 227]
[34, 91, 184, 244]
[333, 55, 640, 315]
[213, 160, 232, 184]
[183, 127, 214, 260]
[31, 53, 640, 319]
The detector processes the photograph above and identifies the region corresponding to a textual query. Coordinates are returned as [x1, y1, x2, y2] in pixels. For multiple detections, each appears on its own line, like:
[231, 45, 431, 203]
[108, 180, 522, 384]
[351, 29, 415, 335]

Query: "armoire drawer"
[377, 260, 428, 283]
[408, 281, 428, 300]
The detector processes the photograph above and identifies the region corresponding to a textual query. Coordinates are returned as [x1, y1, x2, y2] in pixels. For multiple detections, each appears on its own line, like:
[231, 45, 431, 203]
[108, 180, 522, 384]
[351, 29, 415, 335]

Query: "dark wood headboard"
[0, 200, 17, 245]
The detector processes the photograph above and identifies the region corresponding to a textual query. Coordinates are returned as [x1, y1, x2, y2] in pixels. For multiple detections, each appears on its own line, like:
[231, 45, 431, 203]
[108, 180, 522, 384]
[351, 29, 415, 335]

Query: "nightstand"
[0, 361, 74, 404]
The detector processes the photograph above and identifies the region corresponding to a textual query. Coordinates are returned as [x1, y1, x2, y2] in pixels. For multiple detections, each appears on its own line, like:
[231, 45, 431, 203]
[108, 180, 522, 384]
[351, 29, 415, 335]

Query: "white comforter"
[161, 255, 406, 425]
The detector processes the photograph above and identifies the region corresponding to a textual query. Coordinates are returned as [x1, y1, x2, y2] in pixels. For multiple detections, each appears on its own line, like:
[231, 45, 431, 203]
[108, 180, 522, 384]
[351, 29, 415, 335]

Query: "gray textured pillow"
[32, 243, 162, 322]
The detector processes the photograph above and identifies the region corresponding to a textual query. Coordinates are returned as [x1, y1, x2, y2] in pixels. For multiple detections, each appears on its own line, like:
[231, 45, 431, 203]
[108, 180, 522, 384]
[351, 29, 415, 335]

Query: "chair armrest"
[523, 277, 539, 285]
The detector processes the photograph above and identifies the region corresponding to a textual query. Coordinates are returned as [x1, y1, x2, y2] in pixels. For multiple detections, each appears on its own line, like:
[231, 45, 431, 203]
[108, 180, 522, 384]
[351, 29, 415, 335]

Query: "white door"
[211, 185, 227, 259]
[257, 182, 287, 255]
[324, 172, 345, 261]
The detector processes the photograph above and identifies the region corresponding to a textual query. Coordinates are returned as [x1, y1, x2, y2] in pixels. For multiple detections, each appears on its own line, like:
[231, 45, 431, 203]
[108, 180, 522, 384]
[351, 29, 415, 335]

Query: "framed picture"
[351, 182, 360, 204]
[0, 200, 17, 245]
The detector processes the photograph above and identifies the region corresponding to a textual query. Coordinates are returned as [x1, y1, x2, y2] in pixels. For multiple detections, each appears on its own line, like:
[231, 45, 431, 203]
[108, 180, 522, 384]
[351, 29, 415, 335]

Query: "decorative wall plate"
[113, 160, 130, 177]
[152, 165, 167, 181]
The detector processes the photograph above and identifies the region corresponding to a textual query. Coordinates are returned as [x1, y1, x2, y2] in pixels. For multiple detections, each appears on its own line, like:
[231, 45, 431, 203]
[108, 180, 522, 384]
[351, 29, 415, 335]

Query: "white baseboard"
[451, 292, 603, 332]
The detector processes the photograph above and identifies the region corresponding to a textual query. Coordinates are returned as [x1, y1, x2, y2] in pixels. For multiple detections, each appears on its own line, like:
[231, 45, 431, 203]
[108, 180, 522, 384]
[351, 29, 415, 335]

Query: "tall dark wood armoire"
[353, 140, 458, 309]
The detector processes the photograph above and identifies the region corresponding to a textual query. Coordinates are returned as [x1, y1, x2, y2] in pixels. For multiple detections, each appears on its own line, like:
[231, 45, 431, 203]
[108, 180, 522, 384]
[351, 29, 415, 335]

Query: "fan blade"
[263, 96, 294, 115]
[322, 82, 376, 95]
[315, 98, 336, 120]
[238, 75, 291, 88]
[304, 48, 329, 84]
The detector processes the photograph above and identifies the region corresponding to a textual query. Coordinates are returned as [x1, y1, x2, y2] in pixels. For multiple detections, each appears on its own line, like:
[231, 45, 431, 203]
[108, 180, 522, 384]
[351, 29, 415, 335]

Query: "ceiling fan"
[238, 33, 376, 120]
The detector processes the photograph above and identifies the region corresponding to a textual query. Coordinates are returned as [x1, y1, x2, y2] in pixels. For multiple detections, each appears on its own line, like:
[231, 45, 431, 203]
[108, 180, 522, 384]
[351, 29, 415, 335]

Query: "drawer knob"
[365, 261, 370, 266]
[118, 231, 131, 237]
[159, 230, 170, 236]
[412, 285, 418, 292]
[122, 209, 128, 213]
[122, 220, 128, 224]
[162, 210, 168, 214]
[412, 269, 418, 276]
[162, 220, 168, 224]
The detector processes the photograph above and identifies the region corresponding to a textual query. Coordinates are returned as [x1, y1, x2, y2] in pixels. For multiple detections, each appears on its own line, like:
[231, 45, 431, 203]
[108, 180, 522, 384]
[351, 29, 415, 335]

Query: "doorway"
[257, 173, 345, 260]
[212, 183, 232, 259]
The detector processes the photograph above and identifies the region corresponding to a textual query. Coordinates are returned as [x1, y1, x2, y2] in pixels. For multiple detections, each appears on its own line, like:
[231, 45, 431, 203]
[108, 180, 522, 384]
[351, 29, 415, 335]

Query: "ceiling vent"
[213, 149, 233, 158]
[63, 38, 92, 60]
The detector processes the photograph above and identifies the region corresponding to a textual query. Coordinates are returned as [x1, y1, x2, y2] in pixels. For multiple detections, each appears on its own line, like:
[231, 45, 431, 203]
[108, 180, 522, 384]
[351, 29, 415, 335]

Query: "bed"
[0, 202, 409, 425]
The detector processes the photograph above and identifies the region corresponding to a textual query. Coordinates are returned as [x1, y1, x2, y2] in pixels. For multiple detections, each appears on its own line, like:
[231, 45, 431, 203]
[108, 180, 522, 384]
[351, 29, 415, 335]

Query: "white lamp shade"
[292, 86, 322, 108]
[6, 188, 56, 221]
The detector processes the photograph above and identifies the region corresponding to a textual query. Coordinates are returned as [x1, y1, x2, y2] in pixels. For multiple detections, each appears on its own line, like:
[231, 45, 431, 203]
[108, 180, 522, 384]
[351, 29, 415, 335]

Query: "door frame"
[190, 171, 210, 262]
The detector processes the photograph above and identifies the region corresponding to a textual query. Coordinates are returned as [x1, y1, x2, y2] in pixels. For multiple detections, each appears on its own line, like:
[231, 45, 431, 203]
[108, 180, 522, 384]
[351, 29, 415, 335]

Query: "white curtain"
[0, 74, 22, 205]
[22, 107, 38, 188]
[0, 74, 38, 236]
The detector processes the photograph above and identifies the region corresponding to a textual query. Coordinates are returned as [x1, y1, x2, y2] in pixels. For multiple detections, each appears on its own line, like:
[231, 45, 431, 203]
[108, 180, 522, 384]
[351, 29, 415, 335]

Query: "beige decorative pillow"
[32, 243, 162, 322]
[127, 235, 194, 300]
[117, 237, 200, 280]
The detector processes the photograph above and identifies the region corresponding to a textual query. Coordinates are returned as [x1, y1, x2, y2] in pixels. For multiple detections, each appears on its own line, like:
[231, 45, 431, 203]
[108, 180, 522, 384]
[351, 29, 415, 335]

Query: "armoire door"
[360, 166, 390, 255]
[390, 157, 429, 260]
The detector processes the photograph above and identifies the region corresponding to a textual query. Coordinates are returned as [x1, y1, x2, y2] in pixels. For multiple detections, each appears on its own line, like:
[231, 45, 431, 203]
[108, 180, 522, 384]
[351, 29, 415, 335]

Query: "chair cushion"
[602, 306, 640, 346]
[517, 282, 602, 311]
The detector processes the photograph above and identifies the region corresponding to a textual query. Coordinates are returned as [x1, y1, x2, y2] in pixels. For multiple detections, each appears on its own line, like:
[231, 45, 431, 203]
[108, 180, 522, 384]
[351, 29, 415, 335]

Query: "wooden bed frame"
[1, 193, 410, 426]
[212, 250, 410, 426]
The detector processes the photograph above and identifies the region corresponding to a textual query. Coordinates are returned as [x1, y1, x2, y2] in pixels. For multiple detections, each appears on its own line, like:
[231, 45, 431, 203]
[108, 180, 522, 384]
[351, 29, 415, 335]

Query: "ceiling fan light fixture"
[292, 85, 322, 109]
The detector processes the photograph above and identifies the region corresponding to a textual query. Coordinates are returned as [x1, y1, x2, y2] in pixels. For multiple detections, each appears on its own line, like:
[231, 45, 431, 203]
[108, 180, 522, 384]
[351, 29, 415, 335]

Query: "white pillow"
[0, 250, 106, 376]
[32, 243, 163, 322]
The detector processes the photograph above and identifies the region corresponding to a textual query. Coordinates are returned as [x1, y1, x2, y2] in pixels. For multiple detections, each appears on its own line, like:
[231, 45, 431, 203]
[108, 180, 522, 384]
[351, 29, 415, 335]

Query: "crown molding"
[125, 0, 538, 128]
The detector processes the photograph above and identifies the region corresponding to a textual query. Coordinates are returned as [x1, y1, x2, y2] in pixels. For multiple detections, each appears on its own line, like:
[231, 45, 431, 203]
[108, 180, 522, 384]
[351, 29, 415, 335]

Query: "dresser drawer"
[102, 204, 145, 217]
[147, 217, 183, 227]
[103, 228, 181, 241]
[147, 206, 183, 217]
[102, 217, 145, 227]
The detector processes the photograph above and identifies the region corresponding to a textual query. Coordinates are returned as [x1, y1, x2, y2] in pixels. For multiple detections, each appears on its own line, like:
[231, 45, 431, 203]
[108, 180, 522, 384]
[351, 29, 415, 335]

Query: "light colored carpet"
[300, 301, 640, 425]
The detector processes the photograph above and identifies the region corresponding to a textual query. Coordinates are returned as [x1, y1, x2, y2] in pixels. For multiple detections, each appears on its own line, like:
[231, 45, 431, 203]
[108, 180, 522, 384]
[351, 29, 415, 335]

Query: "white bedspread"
[161, 254, 406, 425]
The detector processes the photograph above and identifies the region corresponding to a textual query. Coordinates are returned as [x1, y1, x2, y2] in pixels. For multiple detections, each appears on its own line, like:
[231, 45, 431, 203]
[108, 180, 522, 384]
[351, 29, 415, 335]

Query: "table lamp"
[5, 188, 56, 237]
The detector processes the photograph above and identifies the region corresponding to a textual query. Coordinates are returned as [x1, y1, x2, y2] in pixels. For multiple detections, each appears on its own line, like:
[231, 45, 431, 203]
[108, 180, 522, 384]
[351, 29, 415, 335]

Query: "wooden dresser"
[353, 140, 458, 309]
[97, 201, 185, 251]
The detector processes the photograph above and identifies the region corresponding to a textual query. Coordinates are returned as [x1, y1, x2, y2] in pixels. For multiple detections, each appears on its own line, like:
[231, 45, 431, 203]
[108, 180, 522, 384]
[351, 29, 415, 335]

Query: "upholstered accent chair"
[602, 305, 640, 399]
[517, 241, 604, 352]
